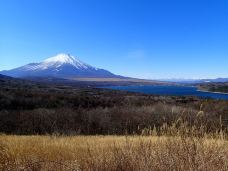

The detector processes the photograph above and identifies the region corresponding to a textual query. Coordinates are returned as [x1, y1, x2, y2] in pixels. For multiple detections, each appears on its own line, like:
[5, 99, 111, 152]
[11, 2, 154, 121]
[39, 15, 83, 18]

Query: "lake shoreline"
[197, 89, 228, 95]
[102, 85, 228, 100]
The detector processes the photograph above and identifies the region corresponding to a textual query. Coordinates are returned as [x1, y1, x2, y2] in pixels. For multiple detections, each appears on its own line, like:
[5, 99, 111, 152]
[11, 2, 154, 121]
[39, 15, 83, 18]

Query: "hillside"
[198, 82, 228, 93]
[1, 74, 228, 135]
[1, 72, 228, 170]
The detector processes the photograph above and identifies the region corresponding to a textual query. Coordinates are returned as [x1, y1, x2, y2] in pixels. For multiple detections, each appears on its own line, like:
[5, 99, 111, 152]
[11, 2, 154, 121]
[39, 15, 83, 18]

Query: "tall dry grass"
[1, 134, 228, 171]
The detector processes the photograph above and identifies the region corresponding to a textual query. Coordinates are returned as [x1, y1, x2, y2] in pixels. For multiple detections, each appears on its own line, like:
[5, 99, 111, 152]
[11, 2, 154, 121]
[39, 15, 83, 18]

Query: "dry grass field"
[70, 77, 161, 83]
[1, 134, 228, 171]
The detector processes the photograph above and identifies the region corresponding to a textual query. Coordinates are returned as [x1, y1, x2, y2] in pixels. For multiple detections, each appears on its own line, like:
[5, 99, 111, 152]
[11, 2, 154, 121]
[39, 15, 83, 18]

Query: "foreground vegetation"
[1, 76, 228, 170]
[1, 134, 228, 171]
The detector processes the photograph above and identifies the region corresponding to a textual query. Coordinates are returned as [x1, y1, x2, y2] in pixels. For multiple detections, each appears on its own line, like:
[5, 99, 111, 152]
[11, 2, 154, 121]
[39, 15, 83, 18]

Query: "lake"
[101, 85, 228, 100]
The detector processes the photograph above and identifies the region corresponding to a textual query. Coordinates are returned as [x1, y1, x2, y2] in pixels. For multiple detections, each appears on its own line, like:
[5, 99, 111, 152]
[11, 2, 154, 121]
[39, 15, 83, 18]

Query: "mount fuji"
[0, 53, 122, 79]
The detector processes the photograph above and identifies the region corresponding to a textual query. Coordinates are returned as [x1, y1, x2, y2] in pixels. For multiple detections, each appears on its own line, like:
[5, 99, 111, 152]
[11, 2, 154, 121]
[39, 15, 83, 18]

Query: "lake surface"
[101, 85, 228, 100]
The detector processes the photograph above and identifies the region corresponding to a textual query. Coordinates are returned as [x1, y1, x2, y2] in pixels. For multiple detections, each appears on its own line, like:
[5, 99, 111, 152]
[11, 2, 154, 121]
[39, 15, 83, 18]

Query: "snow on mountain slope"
[0, 53, 120, 78]
[19, 54, 96, 71]
[42, 53, 95, 70]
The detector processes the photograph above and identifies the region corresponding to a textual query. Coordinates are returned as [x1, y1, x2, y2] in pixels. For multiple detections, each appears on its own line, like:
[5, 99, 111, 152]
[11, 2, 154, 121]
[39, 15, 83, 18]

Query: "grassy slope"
[1, 135, 228, 171]
[70, 77, 167, 84]
[24, 76, 171, 87]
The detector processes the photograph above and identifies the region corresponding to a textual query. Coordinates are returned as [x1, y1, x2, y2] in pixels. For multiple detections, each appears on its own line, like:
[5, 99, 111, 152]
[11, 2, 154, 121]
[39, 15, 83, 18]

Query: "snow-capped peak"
[44, 53, 76, 64]
[41, 53, 94, 70]
[20, 53, 96, 71]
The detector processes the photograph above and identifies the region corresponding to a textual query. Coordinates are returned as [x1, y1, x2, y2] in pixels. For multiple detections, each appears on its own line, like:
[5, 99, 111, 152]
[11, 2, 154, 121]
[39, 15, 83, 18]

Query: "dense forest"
[1, 75, 228, 135]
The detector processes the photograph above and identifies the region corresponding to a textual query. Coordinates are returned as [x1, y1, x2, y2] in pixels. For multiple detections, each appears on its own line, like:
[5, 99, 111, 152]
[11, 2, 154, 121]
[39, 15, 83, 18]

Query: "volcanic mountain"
[0, 53, 121, 79]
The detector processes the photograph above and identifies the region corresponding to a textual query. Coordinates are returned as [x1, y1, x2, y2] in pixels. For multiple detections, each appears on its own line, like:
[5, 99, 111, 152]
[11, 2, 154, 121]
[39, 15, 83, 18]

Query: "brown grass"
[70, 77, 161, 83]
[1, 135, 228, 171]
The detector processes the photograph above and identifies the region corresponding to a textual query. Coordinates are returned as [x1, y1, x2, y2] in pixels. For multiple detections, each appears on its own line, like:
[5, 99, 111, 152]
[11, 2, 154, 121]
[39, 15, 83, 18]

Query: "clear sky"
[0, 0, 228, 79]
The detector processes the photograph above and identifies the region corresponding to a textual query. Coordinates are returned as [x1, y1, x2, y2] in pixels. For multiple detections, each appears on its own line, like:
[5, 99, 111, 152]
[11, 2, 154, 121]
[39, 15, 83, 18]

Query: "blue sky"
[0, 0, 228, 79]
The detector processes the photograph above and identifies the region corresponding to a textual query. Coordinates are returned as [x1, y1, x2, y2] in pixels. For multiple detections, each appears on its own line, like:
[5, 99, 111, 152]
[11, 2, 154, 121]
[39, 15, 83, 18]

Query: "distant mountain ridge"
[0, 53, 121, 79]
